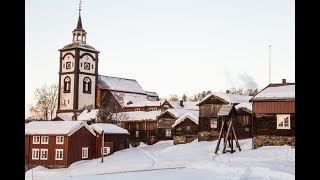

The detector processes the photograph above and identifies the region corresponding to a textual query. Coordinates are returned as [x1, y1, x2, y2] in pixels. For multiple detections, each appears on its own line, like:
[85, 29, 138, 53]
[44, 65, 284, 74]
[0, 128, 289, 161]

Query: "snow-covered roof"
[111, 91, 149, 107]
[172, 113, 199, 128]
[77, 109, 99, 121]
[98, 75, 146, 94]
[165, 101, 199, 110]
[124, 101, 163, 107]
[251, 84, 295, 101]
[57, 115, 73, 121]
[90, 123, 129, 134]
[25, 121, 96, 136]
[197, 92, 252, 105]
[235, 102, 252, 111]
[159, 109, 199, 119]
[146, 91, 159, 97]
[116, 111, 162, 121]
[217, 104, 234, 116]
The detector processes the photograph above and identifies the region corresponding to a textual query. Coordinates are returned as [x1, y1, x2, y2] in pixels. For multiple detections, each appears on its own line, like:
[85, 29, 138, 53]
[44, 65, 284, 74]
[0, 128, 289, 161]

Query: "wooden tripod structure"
[215, 117, 241, 154]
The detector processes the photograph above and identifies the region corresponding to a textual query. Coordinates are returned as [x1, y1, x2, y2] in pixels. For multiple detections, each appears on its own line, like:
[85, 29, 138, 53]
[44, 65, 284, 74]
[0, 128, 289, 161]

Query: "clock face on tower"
[84, 62, 90, 70]
[66, 62, 71, 69]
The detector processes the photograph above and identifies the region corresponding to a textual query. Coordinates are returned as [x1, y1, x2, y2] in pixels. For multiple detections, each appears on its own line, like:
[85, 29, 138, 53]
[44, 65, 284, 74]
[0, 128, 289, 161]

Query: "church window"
[64, 76, 71, 93]
[92, 64, 93, 69]
[81, 63, 82, 67]
[83, 77, 91, 94]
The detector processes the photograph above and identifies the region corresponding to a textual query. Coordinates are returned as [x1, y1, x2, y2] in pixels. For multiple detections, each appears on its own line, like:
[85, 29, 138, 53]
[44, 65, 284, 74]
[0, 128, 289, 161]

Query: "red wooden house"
[25, 121, 96, 168]
[250, 79, 295, 148]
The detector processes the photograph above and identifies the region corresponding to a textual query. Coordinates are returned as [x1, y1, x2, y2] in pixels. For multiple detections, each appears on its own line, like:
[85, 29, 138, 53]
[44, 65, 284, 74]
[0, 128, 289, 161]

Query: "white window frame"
[210, 118, 218, 129]
[41, 136, 49, 144]
[135, 108, 140, 111]
[277, 114, 291, 129]
[33, 136, 40, 144]
[135, 131, 139, 137]
[82, 147, 89, 159]
[32, 149, 39, 160]
[186, 126, 191, 130]
[149, 107, 157, 111]
[103, 147, 110, 155]
[55, 149, 63, 160]
[56, 136, 64, 144]
[40, 149, 48, 160]
[165, 129, 171, 137]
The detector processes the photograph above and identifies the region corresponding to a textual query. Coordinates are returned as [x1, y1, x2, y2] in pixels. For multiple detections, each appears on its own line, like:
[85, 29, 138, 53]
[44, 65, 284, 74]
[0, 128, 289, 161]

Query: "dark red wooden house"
[250, 79, 295, 148]
[25, 121, 96, 168]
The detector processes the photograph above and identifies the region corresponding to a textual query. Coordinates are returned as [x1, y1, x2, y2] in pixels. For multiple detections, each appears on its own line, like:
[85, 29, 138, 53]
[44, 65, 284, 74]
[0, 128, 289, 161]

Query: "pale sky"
[25, 0, 295, 118]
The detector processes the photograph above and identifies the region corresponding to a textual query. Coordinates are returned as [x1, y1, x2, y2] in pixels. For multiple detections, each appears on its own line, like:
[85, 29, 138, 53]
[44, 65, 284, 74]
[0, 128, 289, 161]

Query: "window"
[245, 127, 250, 131]
[82, 147, 88, 159]
[135, 108, 140, 111]
[149, 107, 157, 111]
[186, 126, 191, 130]
[41, 136, 49, 144]
[64, 76, 71, 93]
[277, 114, 290, 129]
[33, 136, 40, 144]
[83, 77, 91, 94]
[63, 63, 65, 68]
[72, 62, 74, 67]
[40, 149, 48, 160]
[56, 136, 64, 144]
[103, 147, 110, 155]
[81, 63, 83, 67]
[84, 62, 90, 70]
[32, 149, 39, 160]
[165, 129, 171, 137]
[91, 64, 94, 69]
[55, 149, 63, 160]
[210, 118, 218, 129]
[135, 131, 139, 137]
[66, 62, 71, 69]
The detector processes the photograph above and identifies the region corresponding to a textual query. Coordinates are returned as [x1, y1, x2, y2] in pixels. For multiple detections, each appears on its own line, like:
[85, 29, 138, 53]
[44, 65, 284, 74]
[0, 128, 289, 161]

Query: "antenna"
[269, 44, 271, 84]
[79, 0, 82, 13]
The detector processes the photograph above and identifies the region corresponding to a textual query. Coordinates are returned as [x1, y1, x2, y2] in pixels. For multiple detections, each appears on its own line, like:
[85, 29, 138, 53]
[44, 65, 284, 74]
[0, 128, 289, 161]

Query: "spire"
[72, 0, 87, 43]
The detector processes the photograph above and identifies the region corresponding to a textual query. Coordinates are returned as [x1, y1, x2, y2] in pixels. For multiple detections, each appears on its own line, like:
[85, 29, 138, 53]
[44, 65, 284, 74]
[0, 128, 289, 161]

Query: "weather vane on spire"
[79, 0, 82, 13]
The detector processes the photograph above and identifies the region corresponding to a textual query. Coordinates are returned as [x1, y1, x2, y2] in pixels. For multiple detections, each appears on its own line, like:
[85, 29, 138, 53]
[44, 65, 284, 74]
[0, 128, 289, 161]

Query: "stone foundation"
[198, 131, 219, 141]
[173, 136, 197, 145]
[253, 135, 295, 149]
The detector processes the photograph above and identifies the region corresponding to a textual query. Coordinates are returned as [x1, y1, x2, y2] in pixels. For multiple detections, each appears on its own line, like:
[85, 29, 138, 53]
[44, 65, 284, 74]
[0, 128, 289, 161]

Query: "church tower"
[56, 6, 99, 119]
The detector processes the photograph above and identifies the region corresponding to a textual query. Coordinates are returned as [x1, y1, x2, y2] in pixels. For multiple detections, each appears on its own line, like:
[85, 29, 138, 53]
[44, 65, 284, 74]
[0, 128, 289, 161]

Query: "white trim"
[67, 122, 96, 136]
[55, 149, 63, 160]
[210, 118, 218, 129]
[82, 147, 89, 159]
[41, 136, 49, 144]
[56, 136, 64, 144]
[277, 114, 291, 129]
[33, 136, 40, 144]
[165, 129, 171, 137]
[135, 108, 140, 111]
[32, 149, 39, 160]
[40, 149, 48, 160]
[103, 147, 110, 155]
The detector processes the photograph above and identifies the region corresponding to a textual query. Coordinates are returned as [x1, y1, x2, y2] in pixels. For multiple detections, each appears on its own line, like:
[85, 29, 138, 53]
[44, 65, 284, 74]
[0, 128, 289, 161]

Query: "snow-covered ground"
[25, 139, 295, 180]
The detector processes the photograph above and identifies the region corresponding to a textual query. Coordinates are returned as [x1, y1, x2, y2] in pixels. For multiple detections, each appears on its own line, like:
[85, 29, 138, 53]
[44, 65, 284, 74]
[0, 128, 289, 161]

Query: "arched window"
[83, 77, 91, 94]
[64, 76, 71, 93]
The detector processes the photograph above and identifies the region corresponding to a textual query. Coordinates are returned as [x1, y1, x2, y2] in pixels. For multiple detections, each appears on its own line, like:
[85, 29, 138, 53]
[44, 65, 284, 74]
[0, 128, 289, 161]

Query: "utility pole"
[101, 130, 104, 163]
[269, 45, 271, 84]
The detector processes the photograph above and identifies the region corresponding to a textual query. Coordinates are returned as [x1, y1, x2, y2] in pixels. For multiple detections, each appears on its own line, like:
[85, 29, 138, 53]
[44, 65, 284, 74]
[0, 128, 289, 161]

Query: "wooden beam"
[214, 118, 225, 154]
[230, 129, 234, 153]
[222, 119, 233, 153]
[231, 125, 241, 151]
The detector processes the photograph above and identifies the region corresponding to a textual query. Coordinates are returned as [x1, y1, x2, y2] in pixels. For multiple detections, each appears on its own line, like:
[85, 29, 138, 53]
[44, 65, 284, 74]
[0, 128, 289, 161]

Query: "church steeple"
[72, 1, 87, 43]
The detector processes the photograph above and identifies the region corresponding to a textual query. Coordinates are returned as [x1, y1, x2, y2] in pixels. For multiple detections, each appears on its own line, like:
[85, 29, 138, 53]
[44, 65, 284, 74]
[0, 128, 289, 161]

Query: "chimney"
[180, 100, 184, 107]
[282, 79, 286, 84]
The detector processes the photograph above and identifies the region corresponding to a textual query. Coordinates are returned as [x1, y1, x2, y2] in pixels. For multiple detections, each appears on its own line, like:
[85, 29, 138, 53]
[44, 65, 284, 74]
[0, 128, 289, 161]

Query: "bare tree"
[181, 94, 188, 101]
[169, 94, 179, 101]
[188, 90, 211, 102]
[29, 83, 58, 120]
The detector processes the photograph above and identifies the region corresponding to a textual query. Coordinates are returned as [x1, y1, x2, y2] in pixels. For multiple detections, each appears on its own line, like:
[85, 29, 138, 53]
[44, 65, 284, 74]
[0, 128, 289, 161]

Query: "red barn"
[25, 121, 96, 168]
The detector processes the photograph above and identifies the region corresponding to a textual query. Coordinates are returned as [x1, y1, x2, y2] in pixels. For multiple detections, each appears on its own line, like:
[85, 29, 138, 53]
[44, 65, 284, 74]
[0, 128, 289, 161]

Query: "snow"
[57, 114, 73, 121]
[90, 123, 129, 134]
[77, 109, 99, 121]
[172, 113, 198, 128]
[164, 109, 199, 119]
[235, 102, 252, 111]
[98, 75, 146, 94]
[166, 101, 199, 110]
[116, 111, 162, 121]
[217, 104, 233, 116]
[252, 85, 295, 100]
[198, 92, 252, 105]
[124, 100, 163, 107]
[146, 91, 159, 97]
[25, 121, 96, 136]
[25, 139, 295, 180]
[111, 91, 149, 107]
